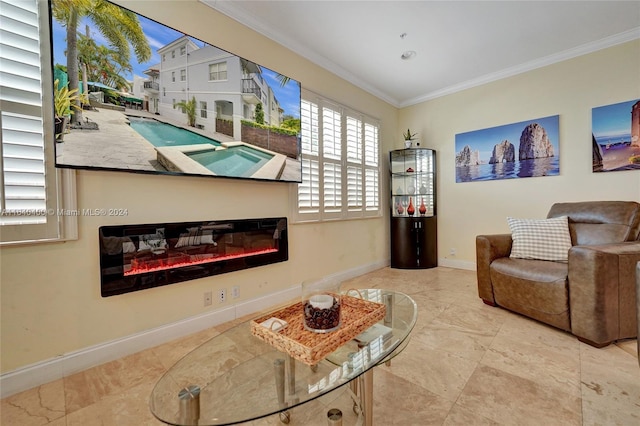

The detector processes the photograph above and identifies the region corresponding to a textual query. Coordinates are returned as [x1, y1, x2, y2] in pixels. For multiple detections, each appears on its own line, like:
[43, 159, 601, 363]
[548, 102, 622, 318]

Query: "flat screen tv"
[49, 0, 302, 183]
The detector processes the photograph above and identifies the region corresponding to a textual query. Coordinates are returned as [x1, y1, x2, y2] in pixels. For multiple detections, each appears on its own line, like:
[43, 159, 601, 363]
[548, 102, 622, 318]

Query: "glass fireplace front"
[99, 217, 288, 297]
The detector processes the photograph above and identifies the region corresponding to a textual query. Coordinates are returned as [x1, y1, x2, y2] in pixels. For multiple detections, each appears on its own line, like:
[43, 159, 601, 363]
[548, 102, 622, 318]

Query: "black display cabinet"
[390, 148, 437, 268]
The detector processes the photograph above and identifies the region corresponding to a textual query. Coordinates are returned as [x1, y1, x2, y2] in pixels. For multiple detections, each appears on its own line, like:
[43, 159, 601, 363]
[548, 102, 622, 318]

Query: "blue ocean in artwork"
[456, 157, 560, 182]
[455, 114, 560, 183]
[594, 133, 631, 145]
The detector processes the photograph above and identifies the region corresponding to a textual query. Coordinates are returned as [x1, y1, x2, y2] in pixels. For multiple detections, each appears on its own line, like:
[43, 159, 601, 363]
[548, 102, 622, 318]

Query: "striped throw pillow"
[507, 216, 572, 262]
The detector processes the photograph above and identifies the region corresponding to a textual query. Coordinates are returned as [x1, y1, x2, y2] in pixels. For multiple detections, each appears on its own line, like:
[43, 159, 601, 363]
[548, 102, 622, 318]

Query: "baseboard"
[0, 261, 387, 399]
[0, 286, 297, 399]
[438, 258, 476, 271]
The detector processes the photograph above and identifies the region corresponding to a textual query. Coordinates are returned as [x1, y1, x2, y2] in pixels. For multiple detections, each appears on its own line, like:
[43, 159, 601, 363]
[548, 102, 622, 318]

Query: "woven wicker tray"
[250, 295, 386, 365]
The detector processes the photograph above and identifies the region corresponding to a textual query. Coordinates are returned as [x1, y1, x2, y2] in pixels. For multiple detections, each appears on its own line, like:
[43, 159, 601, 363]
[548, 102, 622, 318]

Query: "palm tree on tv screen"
[52, 0, 151, 125]
[77, 33, 132, 90]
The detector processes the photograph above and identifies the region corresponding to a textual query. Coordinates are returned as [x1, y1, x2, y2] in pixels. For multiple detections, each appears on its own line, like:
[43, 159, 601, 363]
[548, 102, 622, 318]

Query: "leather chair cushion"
[548, 201, 640, 244]
[490, 258, 570, 331]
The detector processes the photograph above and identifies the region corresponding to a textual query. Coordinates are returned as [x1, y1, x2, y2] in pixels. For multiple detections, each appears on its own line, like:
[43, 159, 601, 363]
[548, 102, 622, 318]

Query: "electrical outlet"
[203, 291, 212, 306]
[449, 248, 456, 256]
[232, 286, 240, 299]
[218, 288, 226, 303]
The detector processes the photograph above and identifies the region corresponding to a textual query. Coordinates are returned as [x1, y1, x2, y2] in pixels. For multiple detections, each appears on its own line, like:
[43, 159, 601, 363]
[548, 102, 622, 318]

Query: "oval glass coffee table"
[150, 289, 417, 426]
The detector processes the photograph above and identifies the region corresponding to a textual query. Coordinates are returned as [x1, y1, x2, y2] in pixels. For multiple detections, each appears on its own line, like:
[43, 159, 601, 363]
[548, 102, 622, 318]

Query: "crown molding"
[202, 1, 638, 109]
[400, 27, 640, 108]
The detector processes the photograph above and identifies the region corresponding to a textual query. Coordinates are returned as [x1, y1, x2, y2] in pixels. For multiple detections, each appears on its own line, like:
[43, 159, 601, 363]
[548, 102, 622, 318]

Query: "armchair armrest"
[476, 234, 513, 305]
[568, 241, 640, 346]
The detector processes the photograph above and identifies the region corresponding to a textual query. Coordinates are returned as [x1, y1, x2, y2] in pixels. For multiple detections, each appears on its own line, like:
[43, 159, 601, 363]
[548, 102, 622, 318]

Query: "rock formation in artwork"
[592, 133, 603, 172]
[455, 145, 481, 167]
[519, 123, 554, 160]
[489, 140, 515, 164]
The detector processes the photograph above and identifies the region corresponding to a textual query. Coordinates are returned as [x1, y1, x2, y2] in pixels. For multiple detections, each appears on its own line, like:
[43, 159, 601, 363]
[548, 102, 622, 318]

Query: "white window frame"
[208, 62, 227, 81]
[291, 90, 381, 223]
[0, 0, 76, 245]
[180, 68, 186, 82]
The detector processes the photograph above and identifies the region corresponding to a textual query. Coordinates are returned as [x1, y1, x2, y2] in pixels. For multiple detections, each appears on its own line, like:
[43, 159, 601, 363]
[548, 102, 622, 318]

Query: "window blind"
[0, 0, 76, 244]
[294, 92, 381, 222]
[0, 0, 46, 225]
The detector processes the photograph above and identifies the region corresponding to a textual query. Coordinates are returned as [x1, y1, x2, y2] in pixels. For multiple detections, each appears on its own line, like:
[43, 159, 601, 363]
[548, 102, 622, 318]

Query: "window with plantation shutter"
[293, 91, 380, 222]
[0, 0, 76, 245]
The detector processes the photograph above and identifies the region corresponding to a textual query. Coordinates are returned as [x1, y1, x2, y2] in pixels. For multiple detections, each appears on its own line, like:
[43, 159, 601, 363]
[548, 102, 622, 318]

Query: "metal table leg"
[358, 369, 374, 426]
[274, 358, 290, 424]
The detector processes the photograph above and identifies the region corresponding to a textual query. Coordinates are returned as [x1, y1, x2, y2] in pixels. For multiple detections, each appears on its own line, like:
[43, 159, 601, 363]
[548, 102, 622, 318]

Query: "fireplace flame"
[123, 247, 278, 276]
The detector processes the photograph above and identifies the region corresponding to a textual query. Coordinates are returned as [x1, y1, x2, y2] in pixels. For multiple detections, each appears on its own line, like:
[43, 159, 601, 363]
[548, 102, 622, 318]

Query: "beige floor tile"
[1, 266, 638, 426]
[150, 327, 221, 371]
[412, 303, 503, 362]
[457, 364, 582, 426]
[385, 342, 479, 401]
[64, 348, 166, 414]
[65, 380, 163, 426]
[443, 403, 501, 425]
[615, 338, 639, 359]
[372, 368, 454, 425]
[579, 342, 640, 425]
[0, 379, 66, 426]
[482, 327, 581, 397]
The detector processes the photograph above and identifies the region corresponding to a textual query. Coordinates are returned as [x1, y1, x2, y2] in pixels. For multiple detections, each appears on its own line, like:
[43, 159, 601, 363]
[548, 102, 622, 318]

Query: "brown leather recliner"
[476, 201, 640, 348]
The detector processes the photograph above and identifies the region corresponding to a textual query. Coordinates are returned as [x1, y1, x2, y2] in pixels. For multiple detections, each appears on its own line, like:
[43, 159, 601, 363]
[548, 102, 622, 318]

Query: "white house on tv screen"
[131, 35, 285, 139]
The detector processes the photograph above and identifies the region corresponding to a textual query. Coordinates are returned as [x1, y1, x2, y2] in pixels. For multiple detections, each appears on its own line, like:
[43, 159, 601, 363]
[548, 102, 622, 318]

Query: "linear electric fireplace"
[99, 218, 288, 297]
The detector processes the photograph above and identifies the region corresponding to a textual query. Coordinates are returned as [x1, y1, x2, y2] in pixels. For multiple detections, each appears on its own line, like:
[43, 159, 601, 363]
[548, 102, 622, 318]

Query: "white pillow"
[175, 227, 202, 248]
[507, 216, 572, 262]
[138, 228, 167, 251]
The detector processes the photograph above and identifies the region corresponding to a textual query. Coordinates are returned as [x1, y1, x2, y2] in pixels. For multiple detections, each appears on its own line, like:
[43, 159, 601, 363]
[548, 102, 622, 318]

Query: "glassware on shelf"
[302, 277, 342, 333]
[407, 197, 415, 216]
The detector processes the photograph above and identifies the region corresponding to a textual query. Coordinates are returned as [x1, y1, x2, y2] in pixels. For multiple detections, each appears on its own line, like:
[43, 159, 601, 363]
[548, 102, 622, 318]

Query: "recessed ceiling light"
[401, 50, 416, 60]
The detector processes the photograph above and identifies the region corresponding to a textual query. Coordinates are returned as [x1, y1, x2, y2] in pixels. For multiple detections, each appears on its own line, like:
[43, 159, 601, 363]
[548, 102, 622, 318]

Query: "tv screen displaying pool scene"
[50, 0, 302, 183]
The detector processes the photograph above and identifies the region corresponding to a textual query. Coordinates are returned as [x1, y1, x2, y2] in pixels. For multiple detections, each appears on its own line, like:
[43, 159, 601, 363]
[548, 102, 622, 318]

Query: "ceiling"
[202, 1, 640, 108]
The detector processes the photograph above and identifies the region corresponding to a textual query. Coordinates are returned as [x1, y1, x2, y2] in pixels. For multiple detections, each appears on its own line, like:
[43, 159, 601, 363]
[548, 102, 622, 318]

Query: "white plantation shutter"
[293, 91, 380, 222]
[300, 100, 318, 155]
[347, 165, 362, 209]
[1, 112, 46, 219]
[365, 169, 378, 210]
[0, 0, 76, 244]
[298, 157, 319, 211]
[346, 116, 362, 162]
[364, 123, 379, 211]
[298, 100, 320, 217]
[323, 162, 341, 212]
[322, 107, 341, 159]
[346, 116, 363, 212]
[1, 0, 46, 224]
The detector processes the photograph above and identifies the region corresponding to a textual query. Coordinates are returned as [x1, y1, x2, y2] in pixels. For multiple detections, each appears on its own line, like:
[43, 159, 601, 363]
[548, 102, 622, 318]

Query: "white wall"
[400, 40, 640, 268]
[0, 0, 398, 375]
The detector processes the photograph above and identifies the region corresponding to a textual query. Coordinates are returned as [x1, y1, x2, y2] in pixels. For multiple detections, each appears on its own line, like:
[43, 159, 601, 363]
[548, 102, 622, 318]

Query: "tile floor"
[2, 267, 639, 425]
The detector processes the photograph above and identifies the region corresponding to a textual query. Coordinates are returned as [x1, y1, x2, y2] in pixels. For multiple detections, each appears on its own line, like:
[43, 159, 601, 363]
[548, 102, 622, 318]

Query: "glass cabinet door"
[390, 149, 436, 218]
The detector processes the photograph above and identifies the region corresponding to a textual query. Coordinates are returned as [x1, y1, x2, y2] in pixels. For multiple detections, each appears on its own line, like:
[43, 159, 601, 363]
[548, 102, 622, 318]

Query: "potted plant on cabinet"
[54, 79, 80, 142]
[403, 128, 417, 148]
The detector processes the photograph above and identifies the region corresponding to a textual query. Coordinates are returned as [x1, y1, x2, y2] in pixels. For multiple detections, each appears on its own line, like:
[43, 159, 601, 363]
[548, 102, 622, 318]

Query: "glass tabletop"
[149, 289, 417, 425]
